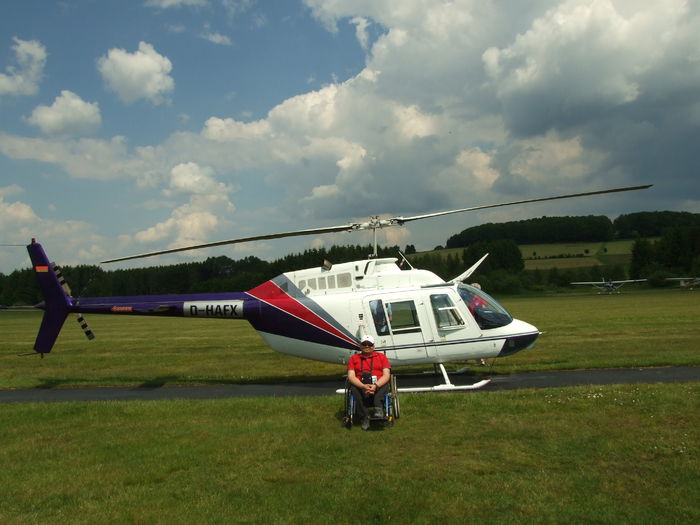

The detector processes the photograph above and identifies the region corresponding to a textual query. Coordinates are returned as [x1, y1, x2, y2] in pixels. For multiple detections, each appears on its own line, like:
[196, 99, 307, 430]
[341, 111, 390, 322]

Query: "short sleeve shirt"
[348, 351, 391, 379]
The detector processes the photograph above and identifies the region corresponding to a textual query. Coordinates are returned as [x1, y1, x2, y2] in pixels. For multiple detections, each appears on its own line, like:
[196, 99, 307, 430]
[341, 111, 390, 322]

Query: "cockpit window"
[430, 294, 464, 329]
[457, 283, 512, 329]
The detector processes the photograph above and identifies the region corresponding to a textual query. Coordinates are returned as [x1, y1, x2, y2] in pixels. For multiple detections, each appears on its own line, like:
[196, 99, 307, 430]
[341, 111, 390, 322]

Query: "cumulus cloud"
[482, 0, 694, 136]
[97, 42, 174, 105]
[144, 0, 208, 8]
[202, 117, 271, 141]
[351, 17, 371, 50]
[120, 161, 238, 255]
[0, 184, 23, 198]
[0, 187, 37, 224]
[0, 187, 103, 271]
[0, 37, 46, 96]
[201, 31, 232, 45]
[26, 90, 101, 136]
[133, 193, 236, 251]
[167, 161, 232, 195]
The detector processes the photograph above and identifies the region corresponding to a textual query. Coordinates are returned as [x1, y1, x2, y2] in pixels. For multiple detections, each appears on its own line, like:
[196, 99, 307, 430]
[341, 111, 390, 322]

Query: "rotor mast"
[354, 216, 404, 258]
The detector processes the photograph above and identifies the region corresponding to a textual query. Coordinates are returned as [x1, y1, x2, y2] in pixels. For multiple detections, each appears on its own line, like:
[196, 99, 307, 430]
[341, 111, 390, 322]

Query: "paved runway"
[1, 366, 698, 403]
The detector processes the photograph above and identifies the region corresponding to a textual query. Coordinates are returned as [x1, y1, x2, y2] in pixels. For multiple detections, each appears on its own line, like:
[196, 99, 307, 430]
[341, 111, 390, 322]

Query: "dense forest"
[1, 211, 698, 304]
[446, 215, 615, 247]
[445, 211, 700, 248]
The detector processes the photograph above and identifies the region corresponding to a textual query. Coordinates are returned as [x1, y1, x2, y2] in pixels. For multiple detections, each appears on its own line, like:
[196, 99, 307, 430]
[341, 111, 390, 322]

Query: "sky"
[1, 0, 699, 274]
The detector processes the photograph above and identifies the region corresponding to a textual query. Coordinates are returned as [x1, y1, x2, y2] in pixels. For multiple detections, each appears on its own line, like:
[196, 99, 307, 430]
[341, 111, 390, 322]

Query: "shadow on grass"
[31, 363, 495, 390]
[33, 373, 348, 390]
[333, 408, 393, 432]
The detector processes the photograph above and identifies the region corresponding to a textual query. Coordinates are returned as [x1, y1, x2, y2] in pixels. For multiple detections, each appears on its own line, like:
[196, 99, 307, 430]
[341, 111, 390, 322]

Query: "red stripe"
[35, 265, 49, 272]
[248, 281, 355, 345]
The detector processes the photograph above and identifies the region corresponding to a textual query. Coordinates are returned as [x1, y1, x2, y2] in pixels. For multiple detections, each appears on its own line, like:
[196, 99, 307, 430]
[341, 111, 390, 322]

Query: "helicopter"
[27, 184, 651, 392]
[570, 278, 648, 294]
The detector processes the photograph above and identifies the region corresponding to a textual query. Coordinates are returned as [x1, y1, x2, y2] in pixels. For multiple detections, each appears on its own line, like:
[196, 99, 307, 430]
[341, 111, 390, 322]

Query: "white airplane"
[665, 277, 699, 290]
[27, 184, 651, 392]
[570, 278, 647, 294]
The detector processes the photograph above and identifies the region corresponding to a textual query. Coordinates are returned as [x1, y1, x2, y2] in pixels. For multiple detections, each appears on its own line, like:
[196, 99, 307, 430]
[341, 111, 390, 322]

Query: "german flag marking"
[35, 266, 49, 272]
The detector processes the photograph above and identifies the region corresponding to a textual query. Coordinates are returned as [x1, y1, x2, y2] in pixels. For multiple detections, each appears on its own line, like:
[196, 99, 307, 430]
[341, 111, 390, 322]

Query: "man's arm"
[376, 367, 391, 388]
[348, 369, 372, 393]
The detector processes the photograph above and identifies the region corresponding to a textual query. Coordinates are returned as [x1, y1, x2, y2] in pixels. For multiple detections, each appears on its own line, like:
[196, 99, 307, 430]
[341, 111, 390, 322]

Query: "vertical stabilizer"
[26, 240, 70, 354]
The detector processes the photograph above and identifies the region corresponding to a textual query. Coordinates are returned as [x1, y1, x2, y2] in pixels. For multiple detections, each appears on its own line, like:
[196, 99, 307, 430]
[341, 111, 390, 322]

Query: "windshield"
[457, 283, 513, 329]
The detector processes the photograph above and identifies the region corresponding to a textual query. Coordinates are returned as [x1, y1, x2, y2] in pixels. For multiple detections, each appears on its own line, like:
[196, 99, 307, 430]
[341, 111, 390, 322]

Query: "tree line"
[445, 211, 700, 249]
[446, 215, 615, 247]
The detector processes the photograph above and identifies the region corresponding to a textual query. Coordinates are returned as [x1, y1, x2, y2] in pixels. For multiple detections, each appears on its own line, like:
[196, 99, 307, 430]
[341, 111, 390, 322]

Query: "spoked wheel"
[390, 375, 400, 419]
[343, 385, 354, 428]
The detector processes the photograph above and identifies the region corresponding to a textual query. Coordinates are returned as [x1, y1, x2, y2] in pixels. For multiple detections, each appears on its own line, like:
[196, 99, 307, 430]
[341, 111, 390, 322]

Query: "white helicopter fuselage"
[251, 258, 539, 366]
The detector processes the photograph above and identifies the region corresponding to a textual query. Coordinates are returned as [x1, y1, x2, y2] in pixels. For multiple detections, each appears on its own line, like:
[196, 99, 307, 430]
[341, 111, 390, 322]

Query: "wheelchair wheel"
[343, 384, 355, 428]
[390, 375, 401, 419]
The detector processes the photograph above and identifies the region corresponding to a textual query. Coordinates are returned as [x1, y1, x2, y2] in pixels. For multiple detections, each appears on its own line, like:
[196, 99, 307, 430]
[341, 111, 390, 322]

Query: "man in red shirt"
[347, 334, 391, 430]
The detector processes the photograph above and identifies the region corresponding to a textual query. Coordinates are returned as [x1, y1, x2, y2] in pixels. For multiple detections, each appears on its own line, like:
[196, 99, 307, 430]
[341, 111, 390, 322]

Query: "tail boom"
[28, 239, 251, 354]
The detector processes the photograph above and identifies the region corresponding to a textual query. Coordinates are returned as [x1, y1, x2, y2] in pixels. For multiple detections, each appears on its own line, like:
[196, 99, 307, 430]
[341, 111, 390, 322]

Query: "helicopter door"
[424, 290, 481, 360]
[365, 297, 429, 363]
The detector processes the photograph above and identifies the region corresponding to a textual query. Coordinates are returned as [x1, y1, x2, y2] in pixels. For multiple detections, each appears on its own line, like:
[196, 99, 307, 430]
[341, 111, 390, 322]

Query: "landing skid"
[335, 364, 490, 394]
[397, 363, 491, 393]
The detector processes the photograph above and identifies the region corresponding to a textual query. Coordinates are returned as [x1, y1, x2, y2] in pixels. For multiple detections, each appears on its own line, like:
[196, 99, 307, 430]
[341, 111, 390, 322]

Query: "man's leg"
[373, 383, 390, 416]
[349, 385, 370, 419]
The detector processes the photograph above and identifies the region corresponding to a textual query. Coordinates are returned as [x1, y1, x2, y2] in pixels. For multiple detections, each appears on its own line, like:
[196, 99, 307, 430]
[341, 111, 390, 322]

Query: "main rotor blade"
[101, 224, 355, 263]
[391, 184, 653, 224]
[102, 183, 651, 264]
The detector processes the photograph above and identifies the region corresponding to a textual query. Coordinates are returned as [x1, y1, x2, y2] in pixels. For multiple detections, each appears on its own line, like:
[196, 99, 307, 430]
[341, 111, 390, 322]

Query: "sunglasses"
[361, 342, 374, 347]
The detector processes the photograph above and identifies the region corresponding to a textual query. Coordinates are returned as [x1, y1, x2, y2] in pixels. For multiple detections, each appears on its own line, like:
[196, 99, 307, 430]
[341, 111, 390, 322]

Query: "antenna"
[398, 251, 414, 270]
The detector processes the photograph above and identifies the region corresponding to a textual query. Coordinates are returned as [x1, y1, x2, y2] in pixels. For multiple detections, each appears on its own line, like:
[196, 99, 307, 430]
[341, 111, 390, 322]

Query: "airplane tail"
[26, 239, 81, 354]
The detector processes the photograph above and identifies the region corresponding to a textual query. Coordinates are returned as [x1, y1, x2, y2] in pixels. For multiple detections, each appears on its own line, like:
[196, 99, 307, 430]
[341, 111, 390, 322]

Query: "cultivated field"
[0, 290, 698, 523]
[413, 239, 642, 270]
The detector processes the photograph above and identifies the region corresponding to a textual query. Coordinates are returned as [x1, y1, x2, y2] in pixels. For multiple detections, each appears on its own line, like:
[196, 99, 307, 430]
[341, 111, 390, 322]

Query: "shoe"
[374, 407, 385, 419]
[361, 417, 370, 430]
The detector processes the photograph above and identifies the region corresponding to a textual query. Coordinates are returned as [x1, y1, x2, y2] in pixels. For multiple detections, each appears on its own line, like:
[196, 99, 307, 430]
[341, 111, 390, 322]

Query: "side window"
[430, 294, 464, 329]
[370, 299, 390, 335]
[387, 300, 420, 334]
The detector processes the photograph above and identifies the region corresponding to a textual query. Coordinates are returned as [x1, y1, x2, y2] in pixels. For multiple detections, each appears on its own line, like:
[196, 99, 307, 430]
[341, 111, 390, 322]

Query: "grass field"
[1, 384, 697, 524]
[413, 239, 643, 271]
[1, 290, 698, 523]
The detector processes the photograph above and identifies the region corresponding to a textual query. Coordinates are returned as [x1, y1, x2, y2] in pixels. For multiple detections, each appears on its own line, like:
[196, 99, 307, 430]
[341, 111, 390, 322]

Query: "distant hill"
[613, 211, 700, 237]
[445, 211, 700, 249]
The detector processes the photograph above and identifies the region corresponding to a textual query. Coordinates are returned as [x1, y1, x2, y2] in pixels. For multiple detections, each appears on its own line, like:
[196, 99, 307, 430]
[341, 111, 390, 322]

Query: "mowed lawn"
[1, 384, 698, 524]
[0, 290, 698, 524]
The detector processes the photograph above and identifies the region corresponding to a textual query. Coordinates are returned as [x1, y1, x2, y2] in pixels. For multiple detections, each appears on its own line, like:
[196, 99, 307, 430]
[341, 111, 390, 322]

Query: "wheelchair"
[342, 374, 400, 429]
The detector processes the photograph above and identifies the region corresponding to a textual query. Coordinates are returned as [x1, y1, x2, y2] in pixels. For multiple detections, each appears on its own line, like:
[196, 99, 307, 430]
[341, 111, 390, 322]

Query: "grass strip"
[0, 383, 697, 524]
